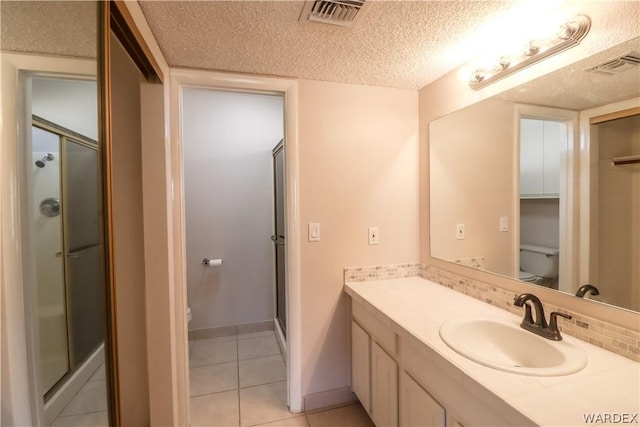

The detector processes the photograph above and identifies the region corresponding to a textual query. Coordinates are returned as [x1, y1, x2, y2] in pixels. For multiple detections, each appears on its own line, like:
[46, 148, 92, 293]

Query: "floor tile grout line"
[55, 410, 107, 420]
[238, 351, 284, 362]
[190, 351, 283, 371]
[238, 379, 287, 391]
[189, 359, 238, 370]
[190, 384, 240, 399]
[237, 334, 242, 427]
[245, 413, 309, 427]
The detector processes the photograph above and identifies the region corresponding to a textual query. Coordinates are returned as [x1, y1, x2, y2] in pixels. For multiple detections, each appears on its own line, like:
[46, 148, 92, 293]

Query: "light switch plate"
[500, 216, 509, 232]
[368, 227, 379, 245]
[308, 223, 320, 242]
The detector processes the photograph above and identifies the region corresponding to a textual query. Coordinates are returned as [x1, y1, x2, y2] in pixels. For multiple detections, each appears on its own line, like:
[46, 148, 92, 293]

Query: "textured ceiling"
[139, 0, 518, 90]
[0, 1, 97, 59]
[498, 37, 640, 110]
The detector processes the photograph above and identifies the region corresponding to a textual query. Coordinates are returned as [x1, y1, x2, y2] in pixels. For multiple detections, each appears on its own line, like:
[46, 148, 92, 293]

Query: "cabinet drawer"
[353, 302, 397, 355]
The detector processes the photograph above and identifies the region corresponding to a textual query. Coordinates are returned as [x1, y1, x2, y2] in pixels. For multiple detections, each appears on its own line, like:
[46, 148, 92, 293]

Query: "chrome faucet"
[513, 293, 571, 341]
[575, 284, 599, 298]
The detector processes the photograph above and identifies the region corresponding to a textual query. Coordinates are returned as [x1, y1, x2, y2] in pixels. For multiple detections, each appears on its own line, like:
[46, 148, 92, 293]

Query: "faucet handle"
[548, 312, 572, 341]
[521, 302, 534, 325]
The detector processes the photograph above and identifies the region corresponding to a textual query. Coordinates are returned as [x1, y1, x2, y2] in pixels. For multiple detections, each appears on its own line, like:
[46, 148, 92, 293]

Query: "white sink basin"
[439, 317, 587, 376]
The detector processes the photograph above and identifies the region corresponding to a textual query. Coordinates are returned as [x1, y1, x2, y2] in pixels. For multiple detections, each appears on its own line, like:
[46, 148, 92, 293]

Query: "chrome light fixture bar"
[469, 15, 591, 90]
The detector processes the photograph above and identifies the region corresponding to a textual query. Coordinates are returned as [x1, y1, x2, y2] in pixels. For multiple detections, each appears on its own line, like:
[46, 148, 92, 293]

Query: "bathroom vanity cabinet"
[346, 277, 640, 427]
[351, 302, 454, 427]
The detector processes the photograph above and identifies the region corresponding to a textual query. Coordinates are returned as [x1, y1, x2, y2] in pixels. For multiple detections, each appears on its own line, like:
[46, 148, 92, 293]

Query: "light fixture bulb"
[470, 71, 485, 83]
[556, 22, 576, 40]
[468, 15, 591, 90]
[523, 43, 540, 57]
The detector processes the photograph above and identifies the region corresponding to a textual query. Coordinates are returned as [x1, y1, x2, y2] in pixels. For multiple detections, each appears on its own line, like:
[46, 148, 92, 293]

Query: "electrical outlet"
[368, 227, 379, 245]
[456, 223, 465, 240]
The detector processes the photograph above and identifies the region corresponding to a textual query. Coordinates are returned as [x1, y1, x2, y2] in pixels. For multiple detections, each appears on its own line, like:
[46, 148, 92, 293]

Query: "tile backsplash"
[344, 262, 640, 362]
[344, 263, 420, 282]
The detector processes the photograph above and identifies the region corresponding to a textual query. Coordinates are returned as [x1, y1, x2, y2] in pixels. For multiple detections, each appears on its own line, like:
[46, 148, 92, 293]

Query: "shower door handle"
[67, 244, 101, 258]
[270, 235, 285, 246]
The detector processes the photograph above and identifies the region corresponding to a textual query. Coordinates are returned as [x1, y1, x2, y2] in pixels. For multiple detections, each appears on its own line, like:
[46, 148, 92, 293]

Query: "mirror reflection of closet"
[589, 113, 640, 312]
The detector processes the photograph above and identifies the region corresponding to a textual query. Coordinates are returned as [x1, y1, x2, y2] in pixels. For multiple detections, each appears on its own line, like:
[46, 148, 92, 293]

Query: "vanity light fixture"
[469, 15, 591, 90]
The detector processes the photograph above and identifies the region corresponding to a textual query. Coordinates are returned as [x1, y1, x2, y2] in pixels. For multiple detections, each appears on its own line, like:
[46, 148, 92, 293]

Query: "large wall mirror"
[430, 35, 639, 313]
[1, 1, 112, 425]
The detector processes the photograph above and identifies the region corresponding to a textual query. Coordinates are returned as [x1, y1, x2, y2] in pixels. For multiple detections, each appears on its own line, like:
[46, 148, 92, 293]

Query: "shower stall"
[30, 116, 105, 416]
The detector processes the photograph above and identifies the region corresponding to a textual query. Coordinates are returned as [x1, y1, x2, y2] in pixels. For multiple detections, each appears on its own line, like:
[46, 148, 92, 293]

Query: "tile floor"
[48, 330, 373, 426]
[189, 330, 374, 427]
[51, 363, 109, 426]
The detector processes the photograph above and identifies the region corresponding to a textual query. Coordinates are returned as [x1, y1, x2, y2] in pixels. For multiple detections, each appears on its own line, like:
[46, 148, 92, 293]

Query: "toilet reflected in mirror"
[519, 244, 560, 289]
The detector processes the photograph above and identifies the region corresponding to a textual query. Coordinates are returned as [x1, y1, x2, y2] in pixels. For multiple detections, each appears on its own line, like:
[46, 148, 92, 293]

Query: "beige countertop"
[345, 277, 640, 426]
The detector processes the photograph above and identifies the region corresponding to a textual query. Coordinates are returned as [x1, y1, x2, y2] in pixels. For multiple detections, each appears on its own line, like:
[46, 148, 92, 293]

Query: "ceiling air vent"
[587, 51, 640, 75]
[300, 0, 366, 28]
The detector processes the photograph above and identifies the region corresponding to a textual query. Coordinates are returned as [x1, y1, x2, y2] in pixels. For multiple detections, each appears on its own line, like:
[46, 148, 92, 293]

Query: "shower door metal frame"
[32, 116, 101, 401]
[272, 139, 287, 338]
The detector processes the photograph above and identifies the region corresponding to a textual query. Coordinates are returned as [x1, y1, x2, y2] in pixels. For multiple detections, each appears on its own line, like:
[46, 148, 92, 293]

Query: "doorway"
[171, 69, 302, 415]
[518, 117, 565, 290]
[182, 87, 296, 425]
[515, 105, 578, 293]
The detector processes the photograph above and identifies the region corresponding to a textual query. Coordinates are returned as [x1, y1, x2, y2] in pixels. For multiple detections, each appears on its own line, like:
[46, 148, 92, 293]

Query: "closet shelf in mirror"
[612, 154, 640, 166]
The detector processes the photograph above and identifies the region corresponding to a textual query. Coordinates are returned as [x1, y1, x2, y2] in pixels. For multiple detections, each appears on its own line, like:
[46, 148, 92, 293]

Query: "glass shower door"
[32, 125, 69, 394]
[32, 119, 104, 398]
[65, 138, 104, 365]
[272, 140, 287, 337]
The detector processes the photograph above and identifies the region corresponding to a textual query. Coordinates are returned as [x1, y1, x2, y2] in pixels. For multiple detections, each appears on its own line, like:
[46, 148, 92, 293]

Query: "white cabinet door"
[352, 321, 371, 412]
[520, 118, 544, 196]
[520, 118, 563, 197]
[542, 120, 564, 195]
[399, 371, 445, 427]
[372, 342, 398, 427]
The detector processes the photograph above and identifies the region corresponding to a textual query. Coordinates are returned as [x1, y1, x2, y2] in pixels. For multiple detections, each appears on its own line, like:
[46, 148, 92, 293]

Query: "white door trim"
[168, 68, 303, 413]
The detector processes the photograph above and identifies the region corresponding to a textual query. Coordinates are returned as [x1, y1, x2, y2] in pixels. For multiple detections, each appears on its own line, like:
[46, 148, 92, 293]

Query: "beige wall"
[429, 98, 515, 276]
[109, 32, 150, 425]
[297, 80, 419, 396]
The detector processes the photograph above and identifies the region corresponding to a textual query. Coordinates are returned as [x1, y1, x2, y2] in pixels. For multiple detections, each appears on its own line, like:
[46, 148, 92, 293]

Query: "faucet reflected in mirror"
[576, 284, 600, 298]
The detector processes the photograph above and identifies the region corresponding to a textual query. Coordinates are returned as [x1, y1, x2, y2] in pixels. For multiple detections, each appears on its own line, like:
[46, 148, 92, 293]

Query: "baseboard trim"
[188, 319, 274, 340]
[303, 386, 357, 412]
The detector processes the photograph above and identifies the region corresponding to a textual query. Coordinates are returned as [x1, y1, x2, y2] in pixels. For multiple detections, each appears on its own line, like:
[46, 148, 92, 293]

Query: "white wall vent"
[300, 0, 367, 28]
[587, 51, 640, 75]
